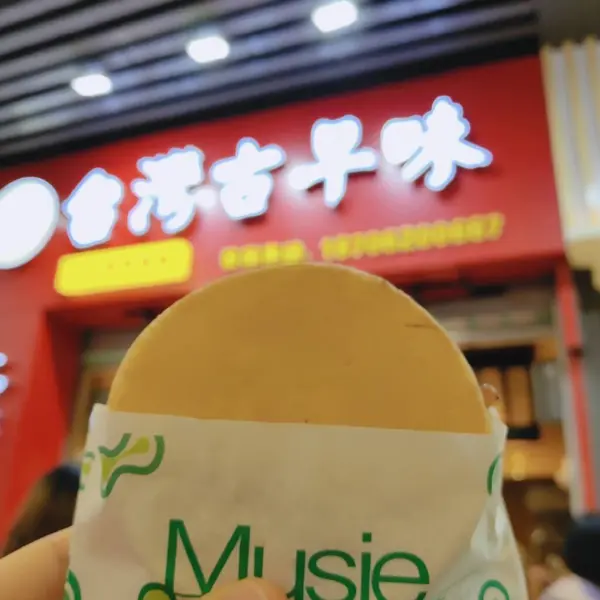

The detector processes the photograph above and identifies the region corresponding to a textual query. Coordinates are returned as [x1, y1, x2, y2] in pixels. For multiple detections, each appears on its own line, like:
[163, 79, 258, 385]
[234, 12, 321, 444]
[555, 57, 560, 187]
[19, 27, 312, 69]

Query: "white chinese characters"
[0, 95, 493, 270]
[0, 353, 7, 437]
[0, 178, 60, 270]
[288, 116, 378, 209]
[129, 146, 215, 236]
[381, 96, 492, 192]
[62, 168, 124, 249]
[211, 138, 286, 220]
[0, 353, 9, 396]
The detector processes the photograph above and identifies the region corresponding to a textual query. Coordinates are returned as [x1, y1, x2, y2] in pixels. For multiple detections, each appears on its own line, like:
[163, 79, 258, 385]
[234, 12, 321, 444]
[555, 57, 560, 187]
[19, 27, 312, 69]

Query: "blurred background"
[1, 0, 600, 596]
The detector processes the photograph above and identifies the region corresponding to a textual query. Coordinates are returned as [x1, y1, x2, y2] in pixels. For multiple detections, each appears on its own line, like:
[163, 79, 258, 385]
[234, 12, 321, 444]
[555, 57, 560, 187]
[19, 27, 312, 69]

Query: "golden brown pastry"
[109, 264, 490, 434]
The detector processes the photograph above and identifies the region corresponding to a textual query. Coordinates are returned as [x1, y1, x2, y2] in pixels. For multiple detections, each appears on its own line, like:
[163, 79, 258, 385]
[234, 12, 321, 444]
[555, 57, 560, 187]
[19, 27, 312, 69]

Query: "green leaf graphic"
[486, 454, 502, 495]
[138, 583, 175, 600]
[79, 451, 96, 492]
[478, 579, 510, 600]
[63, 570, 82, 600]
[98, 433, 165, 498]
[138, 582, 205, 599]
[138, 581, 206, 600]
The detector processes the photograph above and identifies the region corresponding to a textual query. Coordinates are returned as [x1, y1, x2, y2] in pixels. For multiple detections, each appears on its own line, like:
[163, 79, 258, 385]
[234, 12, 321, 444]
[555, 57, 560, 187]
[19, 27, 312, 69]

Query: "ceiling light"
[186, 34, 230, 64]
[311, 0, 358, 33]
[70, 72, 113, 98]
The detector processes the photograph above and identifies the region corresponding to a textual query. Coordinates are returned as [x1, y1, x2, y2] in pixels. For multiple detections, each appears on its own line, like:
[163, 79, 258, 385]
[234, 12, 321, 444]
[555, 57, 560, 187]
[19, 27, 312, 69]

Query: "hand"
[207, 579, 286, 600]
[0, 527, 285, 600]
[0, 529, 69, 600]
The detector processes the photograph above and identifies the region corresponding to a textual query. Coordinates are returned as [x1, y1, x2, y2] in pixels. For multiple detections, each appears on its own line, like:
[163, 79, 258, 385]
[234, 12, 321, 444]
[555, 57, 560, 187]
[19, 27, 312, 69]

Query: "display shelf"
[507, 423, 541, 440]
[427, 285, 557, 355]
[458, 336, 559, 360]
[457, 332, 555, 352]
[503, 424, 564, 481]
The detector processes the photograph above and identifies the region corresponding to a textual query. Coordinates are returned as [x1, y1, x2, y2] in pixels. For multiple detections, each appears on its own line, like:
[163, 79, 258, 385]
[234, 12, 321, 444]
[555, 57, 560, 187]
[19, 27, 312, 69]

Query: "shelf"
[458, 334, 558, 357]
[503, 423, 564, 481]
[507, 423, 540, 440]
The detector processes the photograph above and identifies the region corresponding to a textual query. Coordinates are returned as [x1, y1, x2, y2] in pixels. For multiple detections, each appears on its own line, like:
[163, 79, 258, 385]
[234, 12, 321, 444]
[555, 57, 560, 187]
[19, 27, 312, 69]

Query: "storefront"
[542, 36, 600, 286]
[542, 36, 600, 506]
[0, 56, 593, 562]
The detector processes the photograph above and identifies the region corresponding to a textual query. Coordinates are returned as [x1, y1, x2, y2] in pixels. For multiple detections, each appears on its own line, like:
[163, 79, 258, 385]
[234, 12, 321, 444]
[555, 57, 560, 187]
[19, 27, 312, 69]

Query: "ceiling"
[0, 0, 538, 166]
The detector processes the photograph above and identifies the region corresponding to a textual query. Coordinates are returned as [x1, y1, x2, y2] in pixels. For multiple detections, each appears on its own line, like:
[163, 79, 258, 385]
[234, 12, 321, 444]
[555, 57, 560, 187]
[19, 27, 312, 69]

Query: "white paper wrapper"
[66, 405, 527, 600]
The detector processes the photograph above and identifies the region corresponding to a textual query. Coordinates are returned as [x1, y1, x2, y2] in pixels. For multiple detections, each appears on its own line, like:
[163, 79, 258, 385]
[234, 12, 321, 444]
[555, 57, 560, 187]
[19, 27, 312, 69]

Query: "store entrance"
[67, 328, 143, 458]
[69, 366, 114, 457]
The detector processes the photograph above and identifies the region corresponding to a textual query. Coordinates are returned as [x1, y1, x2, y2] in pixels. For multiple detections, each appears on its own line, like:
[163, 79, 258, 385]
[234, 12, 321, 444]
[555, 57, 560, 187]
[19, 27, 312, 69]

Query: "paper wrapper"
[67, 405, 527, 600]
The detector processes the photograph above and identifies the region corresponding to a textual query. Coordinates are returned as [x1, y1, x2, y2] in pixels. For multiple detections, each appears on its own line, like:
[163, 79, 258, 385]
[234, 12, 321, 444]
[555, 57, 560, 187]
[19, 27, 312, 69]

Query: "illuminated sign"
[0, 96, 492, 271]
[0, 178, 60, 270]
[129, 147, 217, 236]
[63, 168, 124, 250]
[288, 116, 378, 208]
[0, 353, 9, 395]
[211, 138, 287, 220]
[380, 96, 492, 192]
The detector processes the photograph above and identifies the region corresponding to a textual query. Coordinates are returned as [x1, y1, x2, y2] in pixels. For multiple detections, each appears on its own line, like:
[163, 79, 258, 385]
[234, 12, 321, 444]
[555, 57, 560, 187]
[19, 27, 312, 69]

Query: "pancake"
[108, 263, 489, 433]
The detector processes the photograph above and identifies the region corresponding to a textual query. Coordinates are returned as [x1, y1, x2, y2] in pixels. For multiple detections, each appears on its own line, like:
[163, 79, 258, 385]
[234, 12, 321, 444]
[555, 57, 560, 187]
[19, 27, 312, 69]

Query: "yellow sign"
[219, 213, 505, 272]
[54, 238, 194, 297]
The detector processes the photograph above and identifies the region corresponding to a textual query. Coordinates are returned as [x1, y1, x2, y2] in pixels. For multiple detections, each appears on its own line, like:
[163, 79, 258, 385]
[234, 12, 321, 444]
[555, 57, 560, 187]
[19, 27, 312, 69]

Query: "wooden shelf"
[503, 423, 564, 481]
[459, 335, 559, 359]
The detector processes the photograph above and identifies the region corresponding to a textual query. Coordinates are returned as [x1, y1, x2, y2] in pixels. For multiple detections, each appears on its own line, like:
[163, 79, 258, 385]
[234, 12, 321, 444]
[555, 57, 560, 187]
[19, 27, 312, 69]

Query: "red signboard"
[1, 56, 561, 304]
[0, 56, 563, 537]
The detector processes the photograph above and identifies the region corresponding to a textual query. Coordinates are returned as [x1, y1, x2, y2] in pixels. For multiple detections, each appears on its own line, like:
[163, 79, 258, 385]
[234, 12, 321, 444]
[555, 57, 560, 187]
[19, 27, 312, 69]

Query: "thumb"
[208, 578, 286, 600]
[0, 529, 70, 600]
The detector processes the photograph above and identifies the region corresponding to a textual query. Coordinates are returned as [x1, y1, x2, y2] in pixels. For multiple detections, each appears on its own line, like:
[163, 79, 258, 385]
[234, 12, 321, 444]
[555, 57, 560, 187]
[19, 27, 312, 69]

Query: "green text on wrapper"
[160, 521, 430, 600]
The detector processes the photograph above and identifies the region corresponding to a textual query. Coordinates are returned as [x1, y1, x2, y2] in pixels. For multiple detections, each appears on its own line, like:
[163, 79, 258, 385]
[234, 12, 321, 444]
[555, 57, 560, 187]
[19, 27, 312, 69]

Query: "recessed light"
[70, 72, 113, 98]
[311, 0, 358, 34]
[186, 34, 230, 64]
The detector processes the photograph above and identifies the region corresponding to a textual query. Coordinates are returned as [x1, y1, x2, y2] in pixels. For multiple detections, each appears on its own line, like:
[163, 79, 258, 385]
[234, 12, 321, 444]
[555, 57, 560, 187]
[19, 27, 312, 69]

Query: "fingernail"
[209, 579, 279, 600]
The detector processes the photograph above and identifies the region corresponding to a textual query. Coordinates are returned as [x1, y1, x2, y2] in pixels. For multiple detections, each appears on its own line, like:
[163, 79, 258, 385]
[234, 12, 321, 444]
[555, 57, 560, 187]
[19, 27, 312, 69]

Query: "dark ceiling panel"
[0, 0, 274, 83]
[0, 0, 83, 31]
[0, 0, 180, 58]
[535, 0, 600, 44]
[0, 0, 534, 133]
[0, 0, 540, 166]
[0, 21, 538, 161]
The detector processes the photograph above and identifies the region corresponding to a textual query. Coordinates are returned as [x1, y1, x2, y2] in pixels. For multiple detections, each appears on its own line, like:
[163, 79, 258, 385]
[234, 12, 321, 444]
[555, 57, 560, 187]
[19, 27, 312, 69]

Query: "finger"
[0, 528, 70, 600]
[209, 578, 287, 600]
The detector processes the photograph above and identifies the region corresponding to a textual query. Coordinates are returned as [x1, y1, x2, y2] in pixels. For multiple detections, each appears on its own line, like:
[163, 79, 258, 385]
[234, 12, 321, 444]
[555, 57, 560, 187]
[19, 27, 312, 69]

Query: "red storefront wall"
[0, 56, 565, 537]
